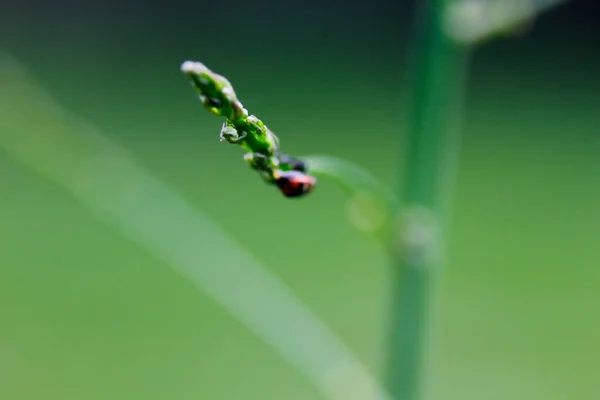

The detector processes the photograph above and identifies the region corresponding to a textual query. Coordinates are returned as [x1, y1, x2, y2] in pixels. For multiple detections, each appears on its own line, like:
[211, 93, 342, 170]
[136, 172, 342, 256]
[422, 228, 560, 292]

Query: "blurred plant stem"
[384, 1, 471, 399]
[302, 155, 397, 242]
[383, 1, 572, 399]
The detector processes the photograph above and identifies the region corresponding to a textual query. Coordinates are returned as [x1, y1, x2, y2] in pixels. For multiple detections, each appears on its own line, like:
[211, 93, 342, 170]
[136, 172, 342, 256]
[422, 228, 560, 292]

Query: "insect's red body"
[274, 170, 316, 198]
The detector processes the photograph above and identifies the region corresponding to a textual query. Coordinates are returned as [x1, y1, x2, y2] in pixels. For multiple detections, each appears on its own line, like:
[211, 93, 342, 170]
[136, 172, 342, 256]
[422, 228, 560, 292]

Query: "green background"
[1, 1, 599, 399]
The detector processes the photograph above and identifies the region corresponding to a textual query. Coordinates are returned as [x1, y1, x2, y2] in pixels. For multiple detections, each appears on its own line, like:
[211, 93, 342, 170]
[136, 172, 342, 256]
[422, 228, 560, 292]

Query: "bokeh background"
[1, 1, 599, 399]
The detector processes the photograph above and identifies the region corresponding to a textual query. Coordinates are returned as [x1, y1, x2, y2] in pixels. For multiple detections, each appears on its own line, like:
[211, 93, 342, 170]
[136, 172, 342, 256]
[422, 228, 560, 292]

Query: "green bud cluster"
[181, 61, 316, 197]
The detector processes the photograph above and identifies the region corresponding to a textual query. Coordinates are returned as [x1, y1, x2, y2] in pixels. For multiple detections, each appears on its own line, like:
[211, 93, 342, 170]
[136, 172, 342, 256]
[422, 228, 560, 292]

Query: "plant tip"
[181, 60, 206, 74]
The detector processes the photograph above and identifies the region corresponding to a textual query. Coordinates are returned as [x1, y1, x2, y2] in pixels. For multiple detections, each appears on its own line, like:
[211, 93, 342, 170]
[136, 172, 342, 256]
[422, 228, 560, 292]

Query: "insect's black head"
[277, 152, 307, 173]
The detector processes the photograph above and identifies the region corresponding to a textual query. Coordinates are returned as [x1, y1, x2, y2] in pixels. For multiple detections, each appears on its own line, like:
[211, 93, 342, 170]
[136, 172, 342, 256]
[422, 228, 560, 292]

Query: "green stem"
[385, 1, 470, 399]
[302, 154, 398, 241]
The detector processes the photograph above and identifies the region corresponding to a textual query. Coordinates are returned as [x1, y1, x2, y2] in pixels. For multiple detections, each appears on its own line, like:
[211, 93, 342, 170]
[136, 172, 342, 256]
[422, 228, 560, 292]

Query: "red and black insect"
[274, 170, 316, 198]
